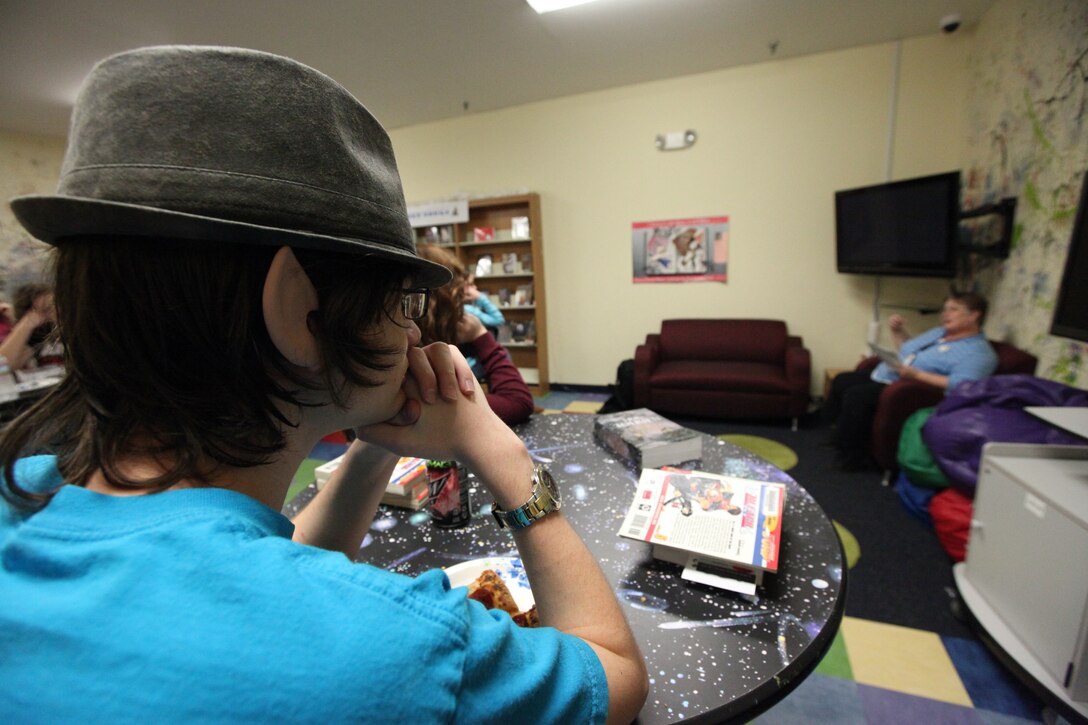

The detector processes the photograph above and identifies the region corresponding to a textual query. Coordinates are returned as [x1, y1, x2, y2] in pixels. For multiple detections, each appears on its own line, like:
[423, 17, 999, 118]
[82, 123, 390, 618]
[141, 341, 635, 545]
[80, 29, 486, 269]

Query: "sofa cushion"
[659, 319, 787, 364]
[649, 360, 792, 394]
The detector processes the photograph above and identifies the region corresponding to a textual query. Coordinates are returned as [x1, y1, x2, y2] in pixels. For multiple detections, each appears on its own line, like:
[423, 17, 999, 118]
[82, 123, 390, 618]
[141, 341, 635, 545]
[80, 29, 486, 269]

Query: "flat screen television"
[835, 171, 961, 277]
[1050, 171, 1088, 343]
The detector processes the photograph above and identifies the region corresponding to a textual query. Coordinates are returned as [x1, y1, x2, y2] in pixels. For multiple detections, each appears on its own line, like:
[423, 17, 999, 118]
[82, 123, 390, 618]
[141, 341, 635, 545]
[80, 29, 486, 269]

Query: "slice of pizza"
[511, 605, 539, 628]
[467, 569, 519, 615]
[467, 569, 538, 627]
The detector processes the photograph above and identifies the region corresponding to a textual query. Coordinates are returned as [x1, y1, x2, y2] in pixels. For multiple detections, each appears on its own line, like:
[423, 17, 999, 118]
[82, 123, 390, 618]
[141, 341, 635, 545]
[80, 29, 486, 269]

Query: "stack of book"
[617, 467, 786, 596]
[314, 455, 430, 510]
[593, 408, 702, 469]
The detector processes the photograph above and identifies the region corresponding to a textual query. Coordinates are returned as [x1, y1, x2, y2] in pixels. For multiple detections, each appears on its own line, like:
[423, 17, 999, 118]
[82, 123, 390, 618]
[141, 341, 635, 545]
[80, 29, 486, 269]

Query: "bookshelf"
[416, 193, 549, 394]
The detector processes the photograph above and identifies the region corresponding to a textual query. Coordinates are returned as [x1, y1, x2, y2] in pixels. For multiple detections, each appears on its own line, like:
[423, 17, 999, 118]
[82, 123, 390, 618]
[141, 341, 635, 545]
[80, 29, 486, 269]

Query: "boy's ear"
[263, 246, 321, 371]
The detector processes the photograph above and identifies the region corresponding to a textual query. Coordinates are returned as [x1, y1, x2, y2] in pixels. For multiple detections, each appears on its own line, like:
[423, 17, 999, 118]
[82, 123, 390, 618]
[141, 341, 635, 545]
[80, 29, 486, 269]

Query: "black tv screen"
[1050, 171, 1088, 343]
[835, 171, 960, 277]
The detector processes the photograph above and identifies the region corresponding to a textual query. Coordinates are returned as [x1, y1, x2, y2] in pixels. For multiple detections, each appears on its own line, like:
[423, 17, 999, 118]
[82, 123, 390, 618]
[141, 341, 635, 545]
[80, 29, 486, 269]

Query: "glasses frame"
[401, 288, 430, 321]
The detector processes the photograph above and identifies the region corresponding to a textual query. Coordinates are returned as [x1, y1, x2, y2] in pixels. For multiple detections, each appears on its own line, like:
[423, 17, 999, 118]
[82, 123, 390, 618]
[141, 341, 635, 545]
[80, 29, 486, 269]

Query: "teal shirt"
[1, 456, 606, 724]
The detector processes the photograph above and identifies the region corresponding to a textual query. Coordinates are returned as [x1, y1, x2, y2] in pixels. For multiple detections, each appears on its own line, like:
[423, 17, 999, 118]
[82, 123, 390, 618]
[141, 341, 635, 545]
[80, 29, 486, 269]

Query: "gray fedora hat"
[10, 45, 451, 289]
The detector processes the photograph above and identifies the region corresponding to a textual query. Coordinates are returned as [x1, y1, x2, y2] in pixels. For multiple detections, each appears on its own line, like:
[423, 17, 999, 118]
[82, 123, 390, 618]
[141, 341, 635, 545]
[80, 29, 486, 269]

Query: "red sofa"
[855, 339, 1038, 478]
[633, 319, 811, 425]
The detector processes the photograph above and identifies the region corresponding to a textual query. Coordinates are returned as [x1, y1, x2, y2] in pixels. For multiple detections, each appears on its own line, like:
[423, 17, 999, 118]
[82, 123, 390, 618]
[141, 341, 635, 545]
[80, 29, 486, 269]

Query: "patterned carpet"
[291, 389, 1055, 724]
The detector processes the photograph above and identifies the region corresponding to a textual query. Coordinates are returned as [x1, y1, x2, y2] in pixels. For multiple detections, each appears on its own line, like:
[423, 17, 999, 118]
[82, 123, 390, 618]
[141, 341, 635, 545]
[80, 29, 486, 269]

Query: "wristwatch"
[491, 465, 562, 530]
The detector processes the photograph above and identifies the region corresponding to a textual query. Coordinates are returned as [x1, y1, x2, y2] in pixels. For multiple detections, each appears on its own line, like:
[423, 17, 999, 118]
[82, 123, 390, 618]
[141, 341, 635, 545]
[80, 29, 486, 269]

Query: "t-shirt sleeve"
[453, 596, 608, 724]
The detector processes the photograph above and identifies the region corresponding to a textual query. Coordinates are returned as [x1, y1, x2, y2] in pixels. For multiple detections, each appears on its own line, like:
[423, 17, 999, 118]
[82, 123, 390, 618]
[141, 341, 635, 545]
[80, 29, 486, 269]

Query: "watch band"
[491, 465, 561, 530]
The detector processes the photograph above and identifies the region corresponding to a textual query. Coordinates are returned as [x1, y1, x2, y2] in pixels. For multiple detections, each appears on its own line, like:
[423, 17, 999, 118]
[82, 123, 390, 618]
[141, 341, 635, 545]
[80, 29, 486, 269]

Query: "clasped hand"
[355, 341, 509, 468]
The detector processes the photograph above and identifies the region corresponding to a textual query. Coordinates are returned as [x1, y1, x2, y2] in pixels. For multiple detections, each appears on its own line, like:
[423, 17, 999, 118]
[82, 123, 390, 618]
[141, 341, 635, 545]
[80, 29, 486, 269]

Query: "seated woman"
[0, 283, 62, 372]
[415, 244, 534, 426]
[463, 272, 505, 336]
[824, 291, 998, 470]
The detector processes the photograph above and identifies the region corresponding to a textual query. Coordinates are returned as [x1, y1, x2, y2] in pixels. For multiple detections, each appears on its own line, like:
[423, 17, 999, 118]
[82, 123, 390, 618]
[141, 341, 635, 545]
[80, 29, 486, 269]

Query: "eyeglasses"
[401, 288, 429, 321]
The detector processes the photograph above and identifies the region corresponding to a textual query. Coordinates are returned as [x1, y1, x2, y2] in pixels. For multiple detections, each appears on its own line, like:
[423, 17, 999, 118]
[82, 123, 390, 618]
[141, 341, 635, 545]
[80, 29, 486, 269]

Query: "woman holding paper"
[823, 291, 997, 470]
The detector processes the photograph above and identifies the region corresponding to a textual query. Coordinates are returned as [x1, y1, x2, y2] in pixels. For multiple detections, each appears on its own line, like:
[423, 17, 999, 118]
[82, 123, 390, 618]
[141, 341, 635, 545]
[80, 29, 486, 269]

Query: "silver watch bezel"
[491, 465, 561, 530]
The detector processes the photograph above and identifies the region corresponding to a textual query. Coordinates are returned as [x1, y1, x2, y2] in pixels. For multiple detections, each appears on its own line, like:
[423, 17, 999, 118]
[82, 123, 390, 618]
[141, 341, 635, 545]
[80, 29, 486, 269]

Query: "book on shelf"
[501, 252, 519, 274]
[513, 283, 533, 306]
[496, 323, 513, 343]
[314, 455, 430, 510]
[519, 252, 533, 273]
[474, 254, 493, 277]
[422, 225, 452, 244]
[617, 467, 786, 595]
[497, 287, 511, 305]
[511, 216, 530, 239]
[593, 408, 703, 469]
[473, 226, 494, 242]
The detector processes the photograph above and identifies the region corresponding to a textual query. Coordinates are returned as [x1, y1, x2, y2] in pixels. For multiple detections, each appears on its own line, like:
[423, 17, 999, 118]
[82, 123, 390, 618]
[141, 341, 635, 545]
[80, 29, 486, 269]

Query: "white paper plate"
[443, 556, 535, 611]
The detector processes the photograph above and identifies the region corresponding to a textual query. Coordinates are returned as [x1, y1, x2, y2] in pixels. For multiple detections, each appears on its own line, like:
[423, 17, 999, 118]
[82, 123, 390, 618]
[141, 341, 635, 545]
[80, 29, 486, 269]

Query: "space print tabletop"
[287, 414, 845, 724]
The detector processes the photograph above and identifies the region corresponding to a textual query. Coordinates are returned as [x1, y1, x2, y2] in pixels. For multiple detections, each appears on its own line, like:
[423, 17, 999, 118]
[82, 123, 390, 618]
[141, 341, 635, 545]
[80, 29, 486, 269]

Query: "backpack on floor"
[597, 358, 634, 414]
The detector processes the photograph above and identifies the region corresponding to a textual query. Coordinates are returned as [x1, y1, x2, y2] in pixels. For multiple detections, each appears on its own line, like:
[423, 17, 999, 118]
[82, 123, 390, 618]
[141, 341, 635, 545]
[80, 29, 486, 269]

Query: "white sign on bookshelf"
[407, 199, 469, 227]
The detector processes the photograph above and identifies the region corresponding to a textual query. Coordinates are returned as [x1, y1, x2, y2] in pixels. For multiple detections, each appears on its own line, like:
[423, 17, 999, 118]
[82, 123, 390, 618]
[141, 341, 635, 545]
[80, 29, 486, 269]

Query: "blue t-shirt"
[870, 326, 998, 390]
[1, 456, 606, 724]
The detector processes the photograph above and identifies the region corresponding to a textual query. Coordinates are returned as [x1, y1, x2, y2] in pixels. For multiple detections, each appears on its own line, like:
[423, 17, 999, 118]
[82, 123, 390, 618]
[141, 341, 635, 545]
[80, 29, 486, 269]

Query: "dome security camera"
[940, 13, 962, 33]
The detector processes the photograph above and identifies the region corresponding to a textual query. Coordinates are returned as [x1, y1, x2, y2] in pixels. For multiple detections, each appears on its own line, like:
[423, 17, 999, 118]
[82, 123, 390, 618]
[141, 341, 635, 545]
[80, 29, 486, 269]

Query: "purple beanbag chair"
[922, 374, 1088, 496]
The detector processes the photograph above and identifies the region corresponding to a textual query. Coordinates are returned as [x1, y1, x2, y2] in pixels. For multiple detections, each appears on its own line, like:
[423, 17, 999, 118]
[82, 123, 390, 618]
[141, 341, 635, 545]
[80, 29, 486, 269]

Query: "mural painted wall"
[0, 132, 64, 302]
[964, 0, 1088, 388]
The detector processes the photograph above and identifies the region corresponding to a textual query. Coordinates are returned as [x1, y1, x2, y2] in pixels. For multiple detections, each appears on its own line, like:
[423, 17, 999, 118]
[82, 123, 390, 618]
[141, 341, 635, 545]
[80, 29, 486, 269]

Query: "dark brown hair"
[413, 244, 466, 346]
[949, 290, 989, 326]
[13, 283, 51, 319]
[0, 235, 412, 509]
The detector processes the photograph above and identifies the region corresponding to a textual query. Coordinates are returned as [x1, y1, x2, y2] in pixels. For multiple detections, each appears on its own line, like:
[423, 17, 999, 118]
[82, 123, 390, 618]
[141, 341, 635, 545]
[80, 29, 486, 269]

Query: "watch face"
[536, 466, 561, 507]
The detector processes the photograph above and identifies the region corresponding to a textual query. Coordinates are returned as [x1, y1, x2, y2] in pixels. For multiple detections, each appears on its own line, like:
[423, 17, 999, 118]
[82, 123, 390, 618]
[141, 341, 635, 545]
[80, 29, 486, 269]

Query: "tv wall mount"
[958, 197, 1017, 258]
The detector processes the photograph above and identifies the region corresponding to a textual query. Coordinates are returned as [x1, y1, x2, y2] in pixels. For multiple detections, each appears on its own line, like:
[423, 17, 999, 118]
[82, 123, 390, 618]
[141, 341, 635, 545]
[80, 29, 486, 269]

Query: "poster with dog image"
[631, 216, 728, 283]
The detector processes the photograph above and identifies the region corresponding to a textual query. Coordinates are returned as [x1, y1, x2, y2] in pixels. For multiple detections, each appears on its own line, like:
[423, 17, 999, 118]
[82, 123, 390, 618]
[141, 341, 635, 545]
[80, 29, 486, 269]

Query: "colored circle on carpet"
[717, 434, 798, 472]
[833, 521, 861, 569]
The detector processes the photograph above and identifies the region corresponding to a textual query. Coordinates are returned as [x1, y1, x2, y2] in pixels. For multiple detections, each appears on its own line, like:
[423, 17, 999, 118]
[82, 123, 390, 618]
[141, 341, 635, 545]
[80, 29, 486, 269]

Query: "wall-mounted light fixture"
[655, 130, 697, 151]
[527, 0, 598, 13]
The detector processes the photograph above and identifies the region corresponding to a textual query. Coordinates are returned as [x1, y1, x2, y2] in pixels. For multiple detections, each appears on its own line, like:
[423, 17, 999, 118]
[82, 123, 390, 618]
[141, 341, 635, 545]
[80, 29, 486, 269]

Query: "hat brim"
[10, 195, 453, 289]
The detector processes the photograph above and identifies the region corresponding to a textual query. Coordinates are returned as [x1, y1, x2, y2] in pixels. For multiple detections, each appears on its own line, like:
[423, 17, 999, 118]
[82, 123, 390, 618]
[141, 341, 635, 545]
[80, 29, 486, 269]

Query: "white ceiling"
[1, 0, 995, 138]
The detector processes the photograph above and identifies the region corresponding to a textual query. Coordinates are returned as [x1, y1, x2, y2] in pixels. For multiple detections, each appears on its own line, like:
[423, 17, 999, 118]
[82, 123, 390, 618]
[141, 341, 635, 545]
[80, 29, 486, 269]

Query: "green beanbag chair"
[897, 406, 950, 489]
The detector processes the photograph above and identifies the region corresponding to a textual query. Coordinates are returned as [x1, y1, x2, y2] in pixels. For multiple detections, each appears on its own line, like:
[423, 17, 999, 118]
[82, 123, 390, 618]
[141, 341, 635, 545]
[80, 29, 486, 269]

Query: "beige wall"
[0, 34, 973, 391]
[0, 131, 65, 300]
[392, 33, 971, 389]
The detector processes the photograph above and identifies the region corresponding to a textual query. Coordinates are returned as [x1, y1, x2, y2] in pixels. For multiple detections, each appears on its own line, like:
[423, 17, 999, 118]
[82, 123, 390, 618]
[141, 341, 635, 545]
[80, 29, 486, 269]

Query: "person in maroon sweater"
[415, 244, 534, 425]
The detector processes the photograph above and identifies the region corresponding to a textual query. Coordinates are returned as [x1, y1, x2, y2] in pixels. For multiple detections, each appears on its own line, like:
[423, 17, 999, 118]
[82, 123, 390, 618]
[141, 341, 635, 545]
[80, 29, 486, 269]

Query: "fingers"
[423, 343, 459, 402]
[410, 342, 473, 402]
[404, 345, 437, 404]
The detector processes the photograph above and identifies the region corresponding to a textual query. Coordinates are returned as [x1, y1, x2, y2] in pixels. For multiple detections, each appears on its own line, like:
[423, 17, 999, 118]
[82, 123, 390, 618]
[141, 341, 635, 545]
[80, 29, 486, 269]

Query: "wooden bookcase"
[417, 193, 549, 394]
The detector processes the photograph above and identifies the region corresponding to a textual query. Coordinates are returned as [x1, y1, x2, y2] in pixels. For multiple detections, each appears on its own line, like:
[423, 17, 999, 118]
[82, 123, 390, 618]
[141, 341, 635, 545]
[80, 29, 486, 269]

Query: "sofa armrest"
[784, 340, 812, 416]
[633, 334, 661, 407]
[870, 379, 945, 470]
[856, 356, 879, 373]
[785, 342, 810, 386]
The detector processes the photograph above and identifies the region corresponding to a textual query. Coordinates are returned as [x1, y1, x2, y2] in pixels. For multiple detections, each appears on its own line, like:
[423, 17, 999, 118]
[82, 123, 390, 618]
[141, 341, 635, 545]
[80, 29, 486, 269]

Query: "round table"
[291, 413, 846, 724]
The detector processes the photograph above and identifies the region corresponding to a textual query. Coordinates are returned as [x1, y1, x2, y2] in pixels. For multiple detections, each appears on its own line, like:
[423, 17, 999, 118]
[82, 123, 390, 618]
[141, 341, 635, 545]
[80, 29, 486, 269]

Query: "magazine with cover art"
[617, 468, 785, 594]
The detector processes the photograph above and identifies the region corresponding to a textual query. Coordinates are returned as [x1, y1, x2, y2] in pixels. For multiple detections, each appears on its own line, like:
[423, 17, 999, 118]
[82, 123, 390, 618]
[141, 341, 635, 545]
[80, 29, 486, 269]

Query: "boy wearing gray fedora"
[0, 46, 647, 723]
